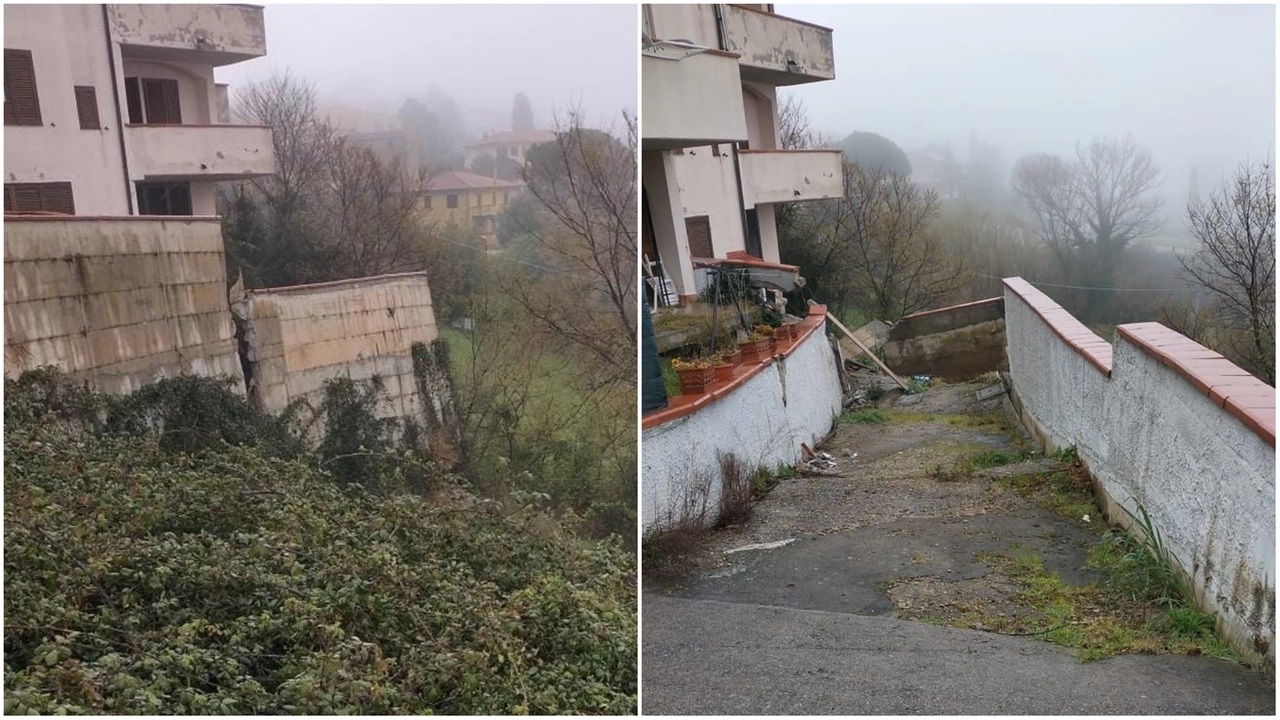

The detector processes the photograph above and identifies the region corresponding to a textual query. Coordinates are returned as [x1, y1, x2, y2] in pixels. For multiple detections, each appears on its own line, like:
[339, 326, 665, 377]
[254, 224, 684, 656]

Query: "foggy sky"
[215, 4, 637, 134]
[777, 3, 1275, 205]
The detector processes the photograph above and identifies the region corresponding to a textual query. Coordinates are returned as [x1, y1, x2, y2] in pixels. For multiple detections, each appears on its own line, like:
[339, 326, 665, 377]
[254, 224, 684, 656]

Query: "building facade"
[4, 4, 274, 217]
[640, 3, 843, 302]
[417, 170, 524, 244]
[462, 129, 557, 171]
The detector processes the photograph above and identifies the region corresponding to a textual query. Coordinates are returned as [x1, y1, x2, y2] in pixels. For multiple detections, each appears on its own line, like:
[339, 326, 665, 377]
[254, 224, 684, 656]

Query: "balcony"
[721, 5, 835, 86]
[108, 4, 267, 66]
[642, 44, 749, 151]
[126, 124, 275, 181]
[739, 149, 843, 205]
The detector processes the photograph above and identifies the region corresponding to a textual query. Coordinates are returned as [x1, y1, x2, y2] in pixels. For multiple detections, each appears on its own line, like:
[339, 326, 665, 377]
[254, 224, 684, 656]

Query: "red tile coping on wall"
[641, 305, 828, 430]
[1115, 322, 1275, 447]
[4, 214, 221, 222]
[1003, 277, 1112, 376]
[897, 296, 1004, 322]
[248, 271, 431, 296]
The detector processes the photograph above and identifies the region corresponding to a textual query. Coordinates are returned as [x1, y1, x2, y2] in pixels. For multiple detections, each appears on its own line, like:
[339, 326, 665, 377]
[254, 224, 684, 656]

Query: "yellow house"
[418, 170, 525, 245]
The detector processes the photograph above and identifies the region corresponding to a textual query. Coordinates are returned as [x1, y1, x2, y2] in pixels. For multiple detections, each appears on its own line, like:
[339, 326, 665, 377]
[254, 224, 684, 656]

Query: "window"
[446, 194, 459, 209]
[422, 194, 433, 210]
[744, 208, 762, 258]
[685, 215, 713, 258]
[136, 182, 192, 216]
[74, 86, 100, 129]
[4, 182, 74, 214]
[124, 77, 181, 124]
[4, 49, 42, 126]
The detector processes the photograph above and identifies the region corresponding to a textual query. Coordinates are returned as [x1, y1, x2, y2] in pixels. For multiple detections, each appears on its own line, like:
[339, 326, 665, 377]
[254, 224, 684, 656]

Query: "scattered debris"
[724, 538, 795, 555]
[897, 394, 923, 406]
[800, 442, 816, 459]
[976, 383, 1007, 402]
[800, 455, 840, 474]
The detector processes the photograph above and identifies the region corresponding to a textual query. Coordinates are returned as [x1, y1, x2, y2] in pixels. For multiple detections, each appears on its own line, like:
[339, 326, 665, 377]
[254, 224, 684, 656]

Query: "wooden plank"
[813, 300, 908, 390]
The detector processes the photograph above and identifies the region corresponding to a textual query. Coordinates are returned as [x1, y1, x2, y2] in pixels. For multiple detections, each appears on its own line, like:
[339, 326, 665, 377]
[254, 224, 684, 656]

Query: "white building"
[641, 3, 843, 303]
[3, 4, 275, 216]
[462, 129, 557, 170]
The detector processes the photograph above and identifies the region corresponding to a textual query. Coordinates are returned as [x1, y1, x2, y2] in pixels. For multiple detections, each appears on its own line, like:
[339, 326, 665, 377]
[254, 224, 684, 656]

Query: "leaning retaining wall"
[882, 297, 1006, 381]
[3, 216, 243, 394]
[642, 305, 843, 534]
[233, 272, 460, 464]
[1003, 277, 1275, 660]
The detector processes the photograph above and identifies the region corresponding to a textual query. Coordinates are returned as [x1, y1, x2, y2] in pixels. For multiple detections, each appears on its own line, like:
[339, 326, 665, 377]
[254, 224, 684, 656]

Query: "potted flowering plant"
[711, 352, 736, 383]
[671, 355, 717, 395]
[739, 326, 774, 364]
[720, 342, 743, 367]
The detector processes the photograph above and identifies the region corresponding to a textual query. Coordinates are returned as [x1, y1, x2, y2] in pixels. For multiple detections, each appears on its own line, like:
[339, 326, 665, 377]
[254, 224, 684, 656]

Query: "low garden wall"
[1003, 277, 1275, 661]
[641, 304, 843, 535]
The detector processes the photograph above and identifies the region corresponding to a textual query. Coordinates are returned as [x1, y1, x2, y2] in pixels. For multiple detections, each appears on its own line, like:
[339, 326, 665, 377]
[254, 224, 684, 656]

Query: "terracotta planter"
[739, 338, 771, 364]
[722, 349, 743, 367]
[773, 327, 791, 345]
[787, 323, 800, 340]
[675, 366, 716, 395]
[714, 363, 735, 383]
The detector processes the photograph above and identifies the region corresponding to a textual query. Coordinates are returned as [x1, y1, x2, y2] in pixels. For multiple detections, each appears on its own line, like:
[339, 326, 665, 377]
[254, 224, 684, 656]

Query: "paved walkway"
[642, 383, 1275, 715]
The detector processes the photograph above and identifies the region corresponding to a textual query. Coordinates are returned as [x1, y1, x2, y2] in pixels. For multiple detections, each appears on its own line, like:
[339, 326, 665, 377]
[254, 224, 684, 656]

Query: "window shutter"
[124, 77, 143, 123]
[685, 216, 713, 258]
[142, 78, 181, 124]
[4, 182, 73, 214]
[40, 182, 74, 214]
[74, 86, 100, 129]
[4, 49, 42, 126]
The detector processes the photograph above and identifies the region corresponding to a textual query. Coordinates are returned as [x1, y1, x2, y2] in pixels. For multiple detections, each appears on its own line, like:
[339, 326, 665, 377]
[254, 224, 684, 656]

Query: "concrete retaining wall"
[642, 309, 843, 534]
[233, 272, 460, 464]
[3, 217, 243, 394]
[882, 297, 1005, 381]
[1003, 277, 1275, 661]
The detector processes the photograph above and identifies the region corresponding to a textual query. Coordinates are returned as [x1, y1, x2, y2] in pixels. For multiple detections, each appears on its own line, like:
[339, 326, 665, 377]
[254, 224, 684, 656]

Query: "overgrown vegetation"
[839, 409, 889, 425]
[3, 370, 637, 714]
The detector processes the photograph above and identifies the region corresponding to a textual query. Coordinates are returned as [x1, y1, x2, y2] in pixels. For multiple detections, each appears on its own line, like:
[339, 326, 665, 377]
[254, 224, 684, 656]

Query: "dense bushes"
[3, 371, 636, 714]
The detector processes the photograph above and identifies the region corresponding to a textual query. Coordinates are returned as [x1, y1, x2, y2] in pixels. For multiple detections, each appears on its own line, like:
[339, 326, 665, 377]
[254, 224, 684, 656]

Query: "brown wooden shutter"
[685, 216, 713, 258]
[40, 182, 74, 214]
[4, 182, 74, 214]
[74, 86, 100, 129]
[4, 49, 43, 126]
[124, 77, 143, 123]
[142, 78, 181, 124]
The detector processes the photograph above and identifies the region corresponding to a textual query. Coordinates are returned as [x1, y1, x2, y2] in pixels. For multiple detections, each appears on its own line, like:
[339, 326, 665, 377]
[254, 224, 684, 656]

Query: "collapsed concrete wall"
[1003, 277, 1274, 662]
[232, 272, 460, 465]
[642, 306, 843, 534]
[881, 297, 1005, 381]
[3, 216, 243, 394]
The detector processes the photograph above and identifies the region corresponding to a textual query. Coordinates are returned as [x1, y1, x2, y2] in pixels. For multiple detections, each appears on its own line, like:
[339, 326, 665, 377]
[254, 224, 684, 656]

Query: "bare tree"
[1011, 136, 1162, 319]
[777, 93, 816, 151]
[802, 162, 968, 320]
[511, 111, 638, 389]
[319, 143, 430, 278]
[224, 72, 437, 287]
[1178, 157, 1275, 383]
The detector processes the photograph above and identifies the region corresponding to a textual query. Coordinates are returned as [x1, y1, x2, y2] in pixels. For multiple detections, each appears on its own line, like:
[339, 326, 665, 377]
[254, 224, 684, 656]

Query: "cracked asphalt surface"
[642, 383, 1275, 715]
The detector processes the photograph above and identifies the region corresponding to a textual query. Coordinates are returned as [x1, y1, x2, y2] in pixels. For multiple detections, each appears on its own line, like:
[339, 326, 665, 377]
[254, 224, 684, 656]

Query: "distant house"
[343, 129, 422, 176]
[907, 145, 961, 199]
[417, 170, 524, 244]
[463, 129, 556, 169]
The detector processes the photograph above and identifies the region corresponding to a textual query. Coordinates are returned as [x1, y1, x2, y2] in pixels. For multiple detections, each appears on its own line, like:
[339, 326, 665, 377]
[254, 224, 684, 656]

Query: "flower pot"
[675, 366, 716, 395]
[714, 363, 735, 383]
[739, 339, 770, 364]
[722, 349, 742, 367]
[787, 323, 800, 340]
[773, 327, 791, 345]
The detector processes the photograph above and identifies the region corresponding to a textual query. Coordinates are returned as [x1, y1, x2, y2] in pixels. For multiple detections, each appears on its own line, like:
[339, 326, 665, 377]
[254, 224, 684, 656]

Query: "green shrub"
[840, 409, 888, 424]
[3, 371, 637, 714]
